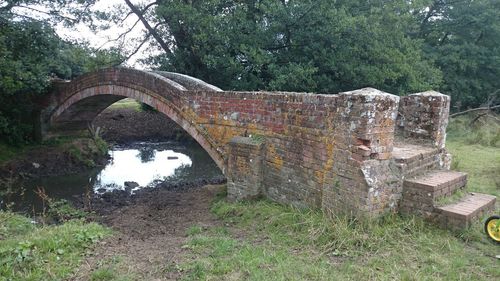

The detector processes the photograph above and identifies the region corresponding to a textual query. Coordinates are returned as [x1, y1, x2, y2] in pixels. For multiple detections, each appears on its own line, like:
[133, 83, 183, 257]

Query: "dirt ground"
[93, 107, 189, 144]
[72, 184, 225, 281]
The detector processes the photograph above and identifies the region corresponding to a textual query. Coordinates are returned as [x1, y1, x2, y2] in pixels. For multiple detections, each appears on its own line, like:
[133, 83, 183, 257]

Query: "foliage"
[145, 0, 440, 96]
[66, 137, 108, 168]
[0, 4, 124, 145]
[0, 211, 111, 281]
[92, 0, 497, 110]
[414, 0, 500, 110]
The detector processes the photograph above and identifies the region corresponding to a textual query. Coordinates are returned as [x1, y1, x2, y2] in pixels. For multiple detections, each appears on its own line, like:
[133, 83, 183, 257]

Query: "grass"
[172, 114, 500, 281]
[0, 136, 93, 165]
[174, 196, 499, 280]
[0, 211, 112, 281]
[90, 256, 137, 281]
[446, 114, 500, 197]
[107, 98, 142, 111]
[435, 189, 468, 207]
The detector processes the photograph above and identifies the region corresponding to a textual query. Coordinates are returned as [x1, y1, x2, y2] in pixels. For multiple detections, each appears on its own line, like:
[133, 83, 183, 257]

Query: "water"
[1, 141, 223, 213]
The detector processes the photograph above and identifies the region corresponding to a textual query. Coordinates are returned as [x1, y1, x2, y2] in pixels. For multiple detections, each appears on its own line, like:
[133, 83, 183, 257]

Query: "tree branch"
[97, 18, 142, 50]
[16, 5, 77, 23]
[123, 0, 172, 55]
[123, 33, 152, 63]
[450, 105, 500, 118]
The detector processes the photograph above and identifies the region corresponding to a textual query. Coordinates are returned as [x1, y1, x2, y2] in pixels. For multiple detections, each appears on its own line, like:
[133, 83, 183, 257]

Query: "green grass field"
[106, 98, 142, 111]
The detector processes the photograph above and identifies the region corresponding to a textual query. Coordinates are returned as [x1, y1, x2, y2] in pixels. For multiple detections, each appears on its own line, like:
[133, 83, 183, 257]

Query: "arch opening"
[49, 84, 225, 172]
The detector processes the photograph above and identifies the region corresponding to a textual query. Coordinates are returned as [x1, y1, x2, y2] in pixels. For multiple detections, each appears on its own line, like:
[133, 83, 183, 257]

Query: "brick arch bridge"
[42, 68, 226, 170]
[37, 67, 496, 226]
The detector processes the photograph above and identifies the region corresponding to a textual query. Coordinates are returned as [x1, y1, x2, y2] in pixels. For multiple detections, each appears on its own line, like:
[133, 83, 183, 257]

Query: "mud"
[72, 184, 227, 280]
[2, 106, 230, 280]
[82, 177, 227, 217]
[0, 138, 109, 180]
[93, 107, 190, 144]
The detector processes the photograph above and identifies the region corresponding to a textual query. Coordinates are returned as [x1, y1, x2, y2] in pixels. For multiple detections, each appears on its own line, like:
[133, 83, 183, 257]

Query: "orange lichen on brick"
[266, 143, 283, 170]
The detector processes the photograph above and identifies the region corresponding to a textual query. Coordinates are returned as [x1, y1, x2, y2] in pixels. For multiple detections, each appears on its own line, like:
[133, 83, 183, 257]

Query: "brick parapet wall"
[397, 92, 450, 149]
[322, 89, 400, 216]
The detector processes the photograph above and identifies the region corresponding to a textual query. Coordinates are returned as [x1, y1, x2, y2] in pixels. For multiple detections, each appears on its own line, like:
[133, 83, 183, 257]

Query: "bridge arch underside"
[49, 85, 225, 172]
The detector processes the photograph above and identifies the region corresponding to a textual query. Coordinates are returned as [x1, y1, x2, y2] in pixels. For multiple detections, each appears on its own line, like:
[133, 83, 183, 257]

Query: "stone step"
[404, 170, 468, 200]
[436, 193, 497, 229]
[392, 143, 441, 177]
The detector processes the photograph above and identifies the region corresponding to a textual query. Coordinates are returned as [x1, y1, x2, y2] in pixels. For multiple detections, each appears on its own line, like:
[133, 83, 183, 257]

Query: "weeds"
[34, 186, 88, 224]
[0, 211, 111, 280]
[0, 172, 22, 210]
[176, 194, 499, 280]
[435, 189, 468, 207]
[67, 137, 109, 168]
[447, 113, 500, 147]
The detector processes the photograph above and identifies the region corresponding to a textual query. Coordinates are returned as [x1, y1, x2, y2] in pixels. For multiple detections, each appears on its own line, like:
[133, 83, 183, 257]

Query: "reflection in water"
[94, 148, 192, 193]
[2, 141, 223, 213]
[138, 147, 156, 163]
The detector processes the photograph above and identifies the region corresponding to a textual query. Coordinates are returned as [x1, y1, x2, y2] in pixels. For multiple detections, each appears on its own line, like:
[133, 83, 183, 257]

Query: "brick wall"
[40, 68, 449, 218]
[397, 92, 450, 148]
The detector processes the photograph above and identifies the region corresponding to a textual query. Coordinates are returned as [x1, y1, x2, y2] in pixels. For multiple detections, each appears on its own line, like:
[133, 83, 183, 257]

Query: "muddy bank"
[0, 138, 109, 181]
[0, 106, 192, 181]
[81, 176, 227, 218]
[93, 107, 190, 144]
[72, 184, 227, 280]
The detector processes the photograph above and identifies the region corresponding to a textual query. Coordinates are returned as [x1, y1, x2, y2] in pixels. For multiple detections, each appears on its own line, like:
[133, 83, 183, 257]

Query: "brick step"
[392, 143, 441, 177]
[435, 193, 497, 229]
[404, 170, 467, 200]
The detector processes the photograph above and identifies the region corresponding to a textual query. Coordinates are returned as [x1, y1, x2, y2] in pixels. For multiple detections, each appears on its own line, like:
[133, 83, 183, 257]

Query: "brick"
[436, 193, 496, 229]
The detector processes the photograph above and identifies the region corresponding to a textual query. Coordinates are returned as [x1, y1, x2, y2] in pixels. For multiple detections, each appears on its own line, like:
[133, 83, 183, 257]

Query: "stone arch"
[45, 68, 225, 171]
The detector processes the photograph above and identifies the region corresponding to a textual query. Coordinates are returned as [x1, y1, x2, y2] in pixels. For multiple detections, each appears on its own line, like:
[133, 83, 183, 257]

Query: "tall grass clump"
[447, 113, 500, 147]
[0, 211, 111, 280]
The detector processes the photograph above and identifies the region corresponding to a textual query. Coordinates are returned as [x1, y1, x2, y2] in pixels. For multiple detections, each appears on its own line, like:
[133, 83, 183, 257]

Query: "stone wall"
[40, 68, 451, 218]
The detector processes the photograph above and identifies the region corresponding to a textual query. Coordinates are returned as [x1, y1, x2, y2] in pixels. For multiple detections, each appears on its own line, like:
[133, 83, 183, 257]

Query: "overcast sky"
[55, 0, 152, 68]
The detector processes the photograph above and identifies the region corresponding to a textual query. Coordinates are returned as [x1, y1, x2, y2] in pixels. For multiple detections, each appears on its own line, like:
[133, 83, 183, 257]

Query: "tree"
[0, 0, 97, 26]
[414, 0, 500, 109]
[115, 0, 441, 94]
[0, 1, 124, 144]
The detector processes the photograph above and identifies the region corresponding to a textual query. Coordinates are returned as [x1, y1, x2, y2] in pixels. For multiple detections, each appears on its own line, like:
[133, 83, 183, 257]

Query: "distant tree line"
[0, 0, 499, 144]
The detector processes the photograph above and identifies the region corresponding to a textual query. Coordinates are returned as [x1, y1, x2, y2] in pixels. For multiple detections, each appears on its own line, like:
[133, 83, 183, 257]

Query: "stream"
[2, 141, 224, 213]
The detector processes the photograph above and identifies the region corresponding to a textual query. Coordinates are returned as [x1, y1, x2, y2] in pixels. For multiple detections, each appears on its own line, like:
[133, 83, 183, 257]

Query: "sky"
[13, 0, 152, 68]
[57, 0, 151, 68]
